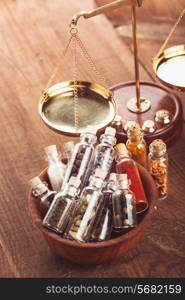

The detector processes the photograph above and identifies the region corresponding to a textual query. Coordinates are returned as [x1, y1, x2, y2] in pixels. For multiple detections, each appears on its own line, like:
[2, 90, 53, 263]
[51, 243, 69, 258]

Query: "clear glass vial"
[61, 127, 97, 191]
[29, 176, 56, 213]
[148, 139, 168, 200]
[64, 169, 107, 242]
[112, 174, 137, 231]
[43, 176, 81, 234]
[89, 127, 117, 181]
[89, 173, 117, 242]
[45, 145, 66, 192]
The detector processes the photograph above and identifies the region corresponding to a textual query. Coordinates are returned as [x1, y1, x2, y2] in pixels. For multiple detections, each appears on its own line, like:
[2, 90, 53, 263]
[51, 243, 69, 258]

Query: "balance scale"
[38, 0, 184, 146]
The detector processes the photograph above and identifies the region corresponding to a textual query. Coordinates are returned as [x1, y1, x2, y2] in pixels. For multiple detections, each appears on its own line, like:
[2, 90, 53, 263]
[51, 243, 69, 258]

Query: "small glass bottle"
[64, 169, 107, 242]
[45, 145, 66, 192]
[89, 173, 117, 242]
[61, 127, 97, 191]
[29, 176, 56, 213]
[89, 127, 117, 181]
[112, 174, 137, 231]
[62, 141, 75, 164]
[43, 176, 81, 234]
[148, 139, 168, 200]
[115, 143, 148, 214]
[126, 125, 147, 168]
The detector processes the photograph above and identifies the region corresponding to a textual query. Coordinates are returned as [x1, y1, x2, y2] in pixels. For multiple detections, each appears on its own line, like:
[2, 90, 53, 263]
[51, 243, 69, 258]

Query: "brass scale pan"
[153, 9, 185, 92]
[38, 81, 117, 136]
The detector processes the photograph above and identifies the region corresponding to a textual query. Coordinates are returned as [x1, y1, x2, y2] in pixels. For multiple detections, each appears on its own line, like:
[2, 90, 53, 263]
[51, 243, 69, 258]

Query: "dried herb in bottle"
[148, 139, 168, 200]
[115, 143, 148, 214]
[62, 141, 75, 164]
[43, 177, 81, 234]
[112, 174, 137, 231]
[64, 169, 107, 242]
[29, 176, 56, 213]
[126, 125, 147, 168]
[45, 145, 66, 192]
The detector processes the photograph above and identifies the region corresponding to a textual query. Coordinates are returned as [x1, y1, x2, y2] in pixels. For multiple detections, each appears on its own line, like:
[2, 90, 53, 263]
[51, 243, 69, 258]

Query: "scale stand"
[71, 0, 183, 146]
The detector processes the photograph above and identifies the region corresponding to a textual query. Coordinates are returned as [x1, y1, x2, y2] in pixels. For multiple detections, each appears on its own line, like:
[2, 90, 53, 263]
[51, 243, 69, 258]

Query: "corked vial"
[114, 143, 148, 214]
[29, 176, 56, 213]
[148, 139, 168, 200]
[126, 125, 147, 168]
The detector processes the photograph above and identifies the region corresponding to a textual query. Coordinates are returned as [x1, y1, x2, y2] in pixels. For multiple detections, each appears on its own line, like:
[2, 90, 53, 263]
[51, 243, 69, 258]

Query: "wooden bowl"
[28, 164, 158, 264]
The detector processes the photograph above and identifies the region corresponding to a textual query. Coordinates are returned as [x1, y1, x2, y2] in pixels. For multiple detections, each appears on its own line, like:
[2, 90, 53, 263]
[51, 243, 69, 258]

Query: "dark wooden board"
[0, 0, 184, 277]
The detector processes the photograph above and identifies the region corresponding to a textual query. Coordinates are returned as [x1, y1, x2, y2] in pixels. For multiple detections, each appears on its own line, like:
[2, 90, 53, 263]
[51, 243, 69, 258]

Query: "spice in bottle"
[45, 145, 66, 192]
[64, 169, 107, 242]
[43, 176, 81, 234]
[89, 173, 117, 242]
[88, 127, 117, 182]
[61, 127, 97, 191]
[148, 139, 168, 200]
[114, 143, 148, 214]
[62, 141, 75, 164]
[112, 174, 137, 231]
[126, 125, 147, 168]
[29, 176, 56, 213]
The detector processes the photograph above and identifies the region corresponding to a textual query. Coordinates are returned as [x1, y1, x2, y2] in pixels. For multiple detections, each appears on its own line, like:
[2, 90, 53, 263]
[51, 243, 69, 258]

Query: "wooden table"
[0, 0, 184, 278]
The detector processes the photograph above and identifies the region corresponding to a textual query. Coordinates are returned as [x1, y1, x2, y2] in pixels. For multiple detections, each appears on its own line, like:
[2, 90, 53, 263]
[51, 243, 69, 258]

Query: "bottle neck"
[128, 135, 143, 143]
[100, 135, 116, 147]
[106, 181, 117, 191]
[89, 177, 105, 189]
[116, 154, 131, 163]
[80, 133, 97, 145]
[65, 186, 79, 198]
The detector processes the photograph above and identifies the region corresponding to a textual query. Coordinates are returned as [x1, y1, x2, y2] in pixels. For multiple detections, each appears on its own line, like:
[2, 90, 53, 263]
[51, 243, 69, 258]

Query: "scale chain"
[73, 34, 79, 132]
[75, 33, 110, 88]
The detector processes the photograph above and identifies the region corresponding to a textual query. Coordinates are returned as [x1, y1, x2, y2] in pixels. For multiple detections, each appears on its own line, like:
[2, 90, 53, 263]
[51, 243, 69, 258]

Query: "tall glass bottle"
[126, 125, 147, 168]
[88, 127, 117, 182]
[43, 176, 81, 234]
[29, 176, 56, 213]
[148, 139, 168, 200]
[61, 128, 97, 191]
[89, 173, 117, 242]
[115, 143, 148, 214]
[45, 145, 66, 192]
[64, 169, 107, 242]
[112, 174, 137, 231]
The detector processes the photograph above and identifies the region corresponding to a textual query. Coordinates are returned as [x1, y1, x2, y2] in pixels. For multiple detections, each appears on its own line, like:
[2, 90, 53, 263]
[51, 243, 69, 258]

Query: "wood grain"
[0, 0, 184, 277]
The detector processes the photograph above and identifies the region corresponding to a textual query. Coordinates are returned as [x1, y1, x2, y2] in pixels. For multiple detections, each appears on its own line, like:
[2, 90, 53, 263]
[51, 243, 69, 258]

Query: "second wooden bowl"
[28, 164, 158, 264]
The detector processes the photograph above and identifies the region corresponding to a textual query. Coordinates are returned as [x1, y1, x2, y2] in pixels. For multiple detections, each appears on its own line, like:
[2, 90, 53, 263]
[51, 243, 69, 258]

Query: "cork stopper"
[63, 141, 75, 152]
[127, 125, 142, 140]
[85, 125, 97, 135]
[124, 121, 140, 132]
[114, 143, 130, 158]
[29, 176, 47, 194]
[94, 168, 107, 179]
[155, 109, 171, 124]
[109, 173, 117, 181]
[149, 139, 166, 156]
[142, 120, 156, 133]
[44, 145, 57, 154]
[68, 176, 81, 188]
[104, 127, 116, 137]
[29, 176, 42, 188]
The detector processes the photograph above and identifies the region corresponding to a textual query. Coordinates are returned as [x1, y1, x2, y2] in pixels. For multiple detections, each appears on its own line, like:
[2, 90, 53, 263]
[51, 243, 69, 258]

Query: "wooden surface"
[0, 0, 185, 277]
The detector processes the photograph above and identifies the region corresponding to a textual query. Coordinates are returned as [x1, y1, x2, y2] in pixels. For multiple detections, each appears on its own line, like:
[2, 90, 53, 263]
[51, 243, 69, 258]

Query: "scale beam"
[71, 0, 144, 26]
